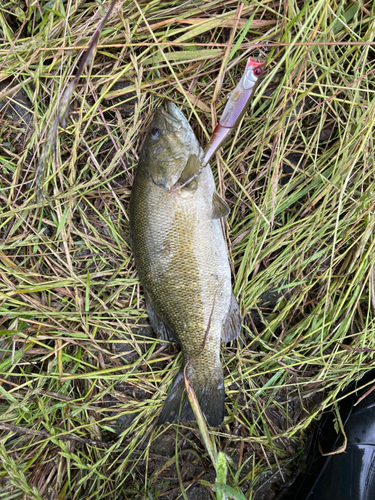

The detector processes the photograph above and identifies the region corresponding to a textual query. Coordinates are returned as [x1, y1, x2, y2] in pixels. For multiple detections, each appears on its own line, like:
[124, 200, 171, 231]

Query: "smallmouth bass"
[129, 102, 241, 426]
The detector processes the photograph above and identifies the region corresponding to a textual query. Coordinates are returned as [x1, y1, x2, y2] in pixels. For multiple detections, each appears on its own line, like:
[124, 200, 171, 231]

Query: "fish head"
[140, 102, 198, 190]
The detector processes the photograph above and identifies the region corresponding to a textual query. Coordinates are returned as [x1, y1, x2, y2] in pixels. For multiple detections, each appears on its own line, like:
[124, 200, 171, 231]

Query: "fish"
[129, 102, 241, 427]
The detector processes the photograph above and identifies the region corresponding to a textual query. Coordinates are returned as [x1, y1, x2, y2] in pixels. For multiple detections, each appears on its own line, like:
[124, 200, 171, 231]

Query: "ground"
[0, 1, 374, 499]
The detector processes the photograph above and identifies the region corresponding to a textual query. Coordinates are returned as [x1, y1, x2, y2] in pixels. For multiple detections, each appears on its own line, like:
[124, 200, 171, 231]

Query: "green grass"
[0, 0, 375, 498]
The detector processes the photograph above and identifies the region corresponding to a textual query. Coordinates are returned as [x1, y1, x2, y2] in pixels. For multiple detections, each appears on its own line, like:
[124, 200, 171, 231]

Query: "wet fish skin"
[129, 102, 241, 426]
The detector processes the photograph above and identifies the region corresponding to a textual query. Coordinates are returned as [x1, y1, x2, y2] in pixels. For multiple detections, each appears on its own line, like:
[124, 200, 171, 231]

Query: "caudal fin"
[157, 369, 225, 427]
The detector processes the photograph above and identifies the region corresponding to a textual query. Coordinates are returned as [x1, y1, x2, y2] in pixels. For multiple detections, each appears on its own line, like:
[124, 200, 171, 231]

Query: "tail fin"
[157, 369, 225, 427]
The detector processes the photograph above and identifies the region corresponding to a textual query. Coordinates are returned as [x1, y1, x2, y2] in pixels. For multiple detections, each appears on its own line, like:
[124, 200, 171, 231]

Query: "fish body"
[129, 102, 241, 426]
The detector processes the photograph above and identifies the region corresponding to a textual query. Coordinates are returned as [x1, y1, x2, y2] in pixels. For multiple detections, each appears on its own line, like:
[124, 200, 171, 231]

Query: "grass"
[0, 0, 375, 498]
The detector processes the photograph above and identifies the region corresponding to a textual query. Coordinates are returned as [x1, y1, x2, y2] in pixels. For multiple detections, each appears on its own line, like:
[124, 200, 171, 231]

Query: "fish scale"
[129, 102, 241, 426]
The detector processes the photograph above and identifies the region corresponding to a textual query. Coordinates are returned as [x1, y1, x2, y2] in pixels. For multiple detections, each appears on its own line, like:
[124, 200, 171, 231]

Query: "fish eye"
[254, 67, 262, 77]
[151, 128, 160, 138]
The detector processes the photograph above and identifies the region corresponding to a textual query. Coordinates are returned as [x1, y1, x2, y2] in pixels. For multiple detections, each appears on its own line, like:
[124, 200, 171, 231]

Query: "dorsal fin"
[212, 192, 230, 219]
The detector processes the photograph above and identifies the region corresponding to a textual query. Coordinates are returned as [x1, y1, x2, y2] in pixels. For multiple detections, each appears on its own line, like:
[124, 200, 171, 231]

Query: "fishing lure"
[201, 57, 265, 168]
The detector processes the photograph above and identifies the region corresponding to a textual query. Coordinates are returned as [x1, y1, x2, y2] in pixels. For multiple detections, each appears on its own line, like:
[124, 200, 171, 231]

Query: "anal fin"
[221, 292, 242, 342]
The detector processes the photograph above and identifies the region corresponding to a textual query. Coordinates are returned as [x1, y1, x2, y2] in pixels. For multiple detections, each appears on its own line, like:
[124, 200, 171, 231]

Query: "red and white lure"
[201, 57, 265, 168]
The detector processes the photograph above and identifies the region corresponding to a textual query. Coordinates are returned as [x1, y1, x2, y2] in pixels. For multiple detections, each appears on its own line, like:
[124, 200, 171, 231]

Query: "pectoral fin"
[180, 154, 201, 183]
[212, 192, 230, 219]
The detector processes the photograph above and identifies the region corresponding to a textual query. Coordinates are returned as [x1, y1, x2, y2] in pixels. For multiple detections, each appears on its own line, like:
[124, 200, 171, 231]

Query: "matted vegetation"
[0, 0, 374, 498]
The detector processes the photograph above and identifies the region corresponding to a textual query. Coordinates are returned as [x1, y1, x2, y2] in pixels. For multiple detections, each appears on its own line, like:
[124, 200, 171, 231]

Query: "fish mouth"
[159, 104, 182, 133]
[161, 101, 191, 132]
[164, 102, 181, 119]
